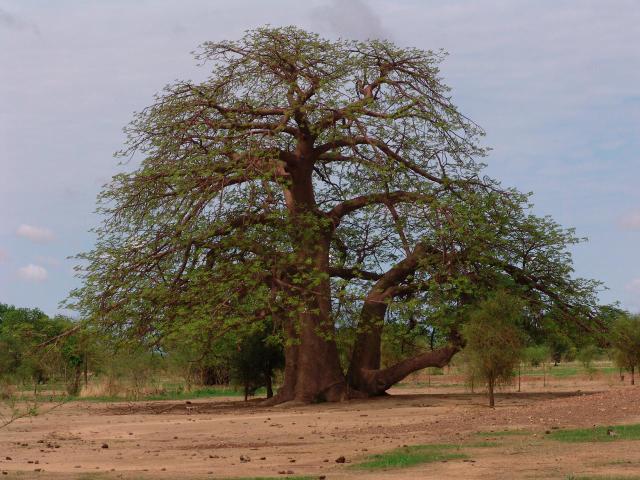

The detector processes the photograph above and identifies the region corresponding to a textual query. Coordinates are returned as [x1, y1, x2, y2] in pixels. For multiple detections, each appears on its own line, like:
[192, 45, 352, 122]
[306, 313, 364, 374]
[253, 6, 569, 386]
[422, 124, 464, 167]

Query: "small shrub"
[0, 381, 15, 400]
[462, 290, 525, 407]
[610, 314, 640, 385]
[576, 345, 600, 378]
[524, 345, 550, 367]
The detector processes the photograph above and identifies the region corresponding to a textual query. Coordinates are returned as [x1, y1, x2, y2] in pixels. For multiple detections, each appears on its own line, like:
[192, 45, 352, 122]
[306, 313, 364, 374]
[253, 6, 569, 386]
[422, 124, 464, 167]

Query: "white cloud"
[626, 278, 640, 294]
[17, 264, 48, 282]
[620, 211, 640, 231]
[311, 0, 389, 40]
[16, 224, 55, 242]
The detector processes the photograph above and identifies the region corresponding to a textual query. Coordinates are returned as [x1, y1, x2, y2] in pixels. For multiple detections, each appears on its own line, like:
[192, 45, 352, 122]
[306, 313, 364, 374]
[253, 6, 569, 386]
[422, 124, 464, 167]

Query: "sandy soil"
[1, 376, 640, 479]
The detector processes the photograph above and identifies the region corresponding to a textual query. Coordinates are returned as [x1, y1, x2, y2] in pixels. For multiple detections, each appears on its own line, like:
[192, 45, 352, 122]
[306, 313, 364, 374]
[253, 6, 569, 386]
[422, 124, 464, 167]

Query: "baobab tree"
[69, 27, 602, 404]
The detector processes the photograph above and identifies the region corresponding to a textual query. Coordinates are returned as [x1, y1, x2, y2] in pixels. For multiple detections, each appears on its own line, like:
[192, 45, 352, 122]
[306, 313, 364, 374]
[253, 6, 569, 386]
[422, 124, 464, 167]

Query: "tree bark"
[265, 156, 349, 404]
[488, 376, 495, 408]
[265, 373, 273, 399]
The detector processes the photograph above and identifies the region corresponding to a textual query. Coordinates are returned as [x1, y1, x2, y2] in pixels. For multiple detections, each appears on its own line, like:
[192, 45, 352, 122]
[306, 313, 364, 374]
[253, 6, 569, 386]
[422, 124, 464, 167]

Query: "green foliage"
[352, 444, 466, 470]
[462, 291, 525, 406]
[524, 345, 551, 367]
[380, 322, 435, 369]
[163, 332, 235, 388]
[576, 344, 600, 376]
[610, 314, 640, 376]
[0, 304, 98, 394]
[230, 322, 284, 400]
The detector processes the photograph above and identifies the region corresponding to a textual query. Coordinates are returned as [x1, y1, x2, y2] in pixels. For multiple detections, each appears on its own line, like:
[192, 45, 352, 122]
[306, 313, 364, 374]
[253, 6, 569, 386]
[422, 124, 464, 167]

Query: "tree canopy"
[69, 27, 605, 403]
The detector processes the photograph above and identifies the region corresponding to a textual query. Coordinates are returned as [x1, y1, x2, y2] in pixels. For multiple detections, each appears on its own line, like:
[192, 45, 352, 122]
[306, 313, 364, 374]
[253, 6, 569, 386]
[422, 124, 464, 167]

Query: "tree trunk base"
[261, 382, 372, 406]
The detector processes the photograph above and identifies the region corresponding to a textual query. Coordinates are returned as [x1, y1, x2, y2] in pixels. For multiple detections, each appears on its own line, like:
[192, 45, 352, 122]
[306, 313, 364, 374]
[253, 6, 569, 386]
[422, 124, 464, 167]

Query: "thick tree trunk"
[265, 308, 351, 404]
[265, 159, 348, 404]
[632, 366, 635, 386]
[295, 233, 348, 402]
[295, 306, 348, 402]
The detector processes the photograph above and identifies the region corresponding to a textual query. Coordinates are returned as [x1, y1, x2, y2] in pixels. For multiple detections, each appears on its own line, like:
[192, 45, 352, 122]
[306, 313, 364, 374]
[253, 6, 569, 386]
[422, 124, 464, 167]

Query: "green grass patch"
[599, 366, 622, 374]
[548, 366, 579, 377]
[352, 444, 467, 470]
[521, 366, 578, 377]
[549, 424, 640, 443]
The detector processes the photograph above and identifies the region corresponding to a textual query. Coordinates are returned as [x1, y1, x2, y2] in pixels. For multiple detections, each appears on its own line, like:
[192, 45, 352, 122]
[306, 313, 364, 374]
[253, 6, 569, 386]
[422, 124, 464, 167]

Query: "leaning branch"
[357, 344, 461, 395]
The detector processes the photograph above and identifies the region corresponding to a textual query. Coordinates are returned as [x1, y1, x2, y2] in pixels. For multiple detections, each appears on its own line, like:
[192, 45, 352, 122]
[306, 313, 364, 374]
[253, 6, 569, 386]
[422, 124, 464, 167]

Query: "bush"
[462, 290, 525, 407]
[230, 322, 284, 400]
[610, 314, 640, 384]
[524, 345, 550, 367]
[576, 344, 600, 378]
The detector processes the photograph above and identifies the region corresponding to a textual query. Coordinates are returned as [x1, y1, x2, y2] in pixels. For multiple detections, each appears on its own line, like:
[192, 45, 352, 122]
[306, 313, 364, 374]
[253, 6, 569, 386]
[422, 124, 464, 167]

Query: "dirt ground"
[2, 375, 640, 479]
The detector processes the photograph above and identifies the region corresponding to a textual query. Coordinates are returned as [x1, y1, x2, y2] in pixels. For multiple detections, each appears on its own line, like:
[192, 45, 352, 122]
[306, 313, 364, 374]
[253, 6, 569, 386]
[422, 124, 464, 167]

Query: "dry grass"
[78, 378, 165, 400]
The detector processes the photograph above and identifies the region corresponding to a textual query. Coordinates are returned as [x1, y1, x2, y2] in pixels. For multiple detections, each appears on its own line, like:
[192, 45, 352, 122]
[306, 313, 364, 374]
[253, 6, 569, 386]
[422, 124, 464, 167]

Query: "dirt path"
[1, 382, 640, 479]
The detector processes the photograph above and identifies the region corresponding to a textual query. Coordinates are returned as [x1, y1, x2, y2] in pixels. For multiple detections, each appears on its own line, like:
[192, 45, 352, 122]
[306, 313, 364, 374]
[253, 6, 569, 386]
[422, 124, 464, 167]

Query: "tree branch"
[327, 191, 436, 226]
[328, 266, 382, 281]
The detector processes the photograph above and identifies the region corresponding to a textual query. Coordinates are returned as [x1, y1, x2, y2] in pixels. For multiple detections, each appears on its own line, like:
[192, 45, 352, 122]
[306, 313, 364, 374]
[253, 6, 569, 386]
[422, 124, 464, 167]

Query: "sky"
[0, 0, 639, 316]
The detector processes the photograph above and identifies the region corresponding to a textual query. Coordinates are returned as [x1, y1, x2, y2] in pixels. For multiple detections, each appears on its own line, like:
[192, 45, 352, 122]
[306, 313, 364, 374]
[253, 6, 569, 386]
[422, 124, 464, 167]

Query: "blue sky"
[0, 0, 638, 315]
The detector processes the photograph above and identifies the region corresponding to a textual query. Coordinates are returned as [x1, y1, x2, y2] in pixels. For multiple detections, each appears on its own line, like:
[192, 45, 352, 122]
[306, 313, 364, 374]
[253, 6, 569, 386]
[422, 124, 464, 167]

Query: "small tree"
[524, 344, 551, 387]
[524, 345, 549, 367]
[576, 344, 599, 379]
[610, 314, 640, 385]
[230, 324, 285, 401]
[462, 291, 525, 407]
